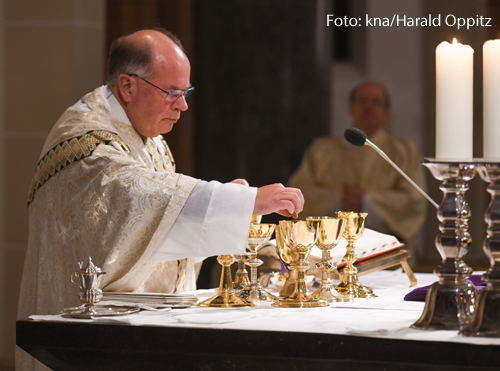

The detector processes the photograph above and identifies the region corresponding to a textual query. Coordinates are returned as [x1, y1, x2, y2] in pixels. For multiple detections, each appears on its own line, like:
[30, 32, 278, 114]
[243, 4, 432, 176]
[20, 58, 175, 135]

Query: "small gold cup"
[334, 211, 376, 298]
[273, 220, 328, 308]
[306, 216, 351, 303]
[198, 254, 254, 308]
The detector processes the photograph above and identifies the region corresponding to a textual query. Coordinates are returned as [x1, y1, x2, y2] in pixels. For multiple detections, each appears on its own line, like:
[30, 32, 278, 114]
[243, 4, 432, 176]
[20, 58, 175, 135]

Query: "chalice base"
[273, 295, 328, 308]
[335, 277, 376, 299]
[310, 284, 353, 303]
[237, 284, 277, 302]
[198, 290, 254, 308]
[461, 283, 500, 337]
[273, 285, 328, 307]
[411, 280, 476, 330]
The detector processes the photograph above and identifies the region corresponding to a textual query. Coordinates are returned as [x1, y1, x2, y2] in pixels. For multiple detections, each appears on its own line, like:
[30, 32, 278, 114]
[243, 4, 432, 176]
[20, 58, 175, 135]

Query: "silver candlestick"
[411, 159, 477, 330]
[462, 162, 500, 336]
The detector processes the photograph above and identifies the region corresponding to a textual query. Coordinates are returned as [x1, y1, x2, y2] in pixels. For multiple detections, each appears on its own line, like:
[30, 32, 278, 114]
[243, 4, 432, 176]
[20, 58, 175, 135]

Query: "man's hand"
[254, 183, 304, 218]
[341, 184, 364, 212]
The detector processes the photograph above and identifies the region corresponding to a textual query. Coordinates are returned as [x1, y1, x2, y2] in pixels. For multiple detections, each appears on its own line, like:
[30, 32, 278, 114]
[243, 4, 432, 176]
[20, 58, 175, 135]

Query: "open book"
[309, 228, 404, 268]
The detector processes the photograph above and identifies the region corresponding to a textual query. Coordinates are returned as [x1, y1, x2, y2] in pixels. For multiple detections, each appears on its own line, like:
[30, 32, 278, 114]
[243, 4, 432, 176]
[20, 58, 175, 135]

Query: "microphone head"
[344, 128, 367, 146]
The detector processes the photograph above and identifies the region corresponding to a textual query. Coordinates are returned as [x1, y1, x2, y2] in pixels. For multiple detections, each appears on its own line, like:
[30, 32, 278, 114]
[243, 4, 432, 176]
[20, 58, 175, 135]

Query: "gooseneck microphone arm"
[344, 128, 439, 210]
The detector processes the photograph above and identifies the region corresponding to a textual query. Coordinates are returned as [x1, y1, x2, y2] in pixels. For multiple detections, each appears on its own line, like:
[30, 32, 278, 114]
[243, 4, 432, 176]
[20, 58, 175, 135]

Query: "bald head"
[107, 29, 192, 138]
[106, 28, 187, 88]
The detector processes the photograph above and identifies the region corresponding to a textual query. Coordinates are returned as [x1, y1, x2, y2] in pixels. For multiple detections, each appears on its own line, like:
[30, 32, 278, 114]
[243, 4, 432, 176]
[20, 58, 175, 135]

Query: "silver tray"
[61, 304, 140, 319]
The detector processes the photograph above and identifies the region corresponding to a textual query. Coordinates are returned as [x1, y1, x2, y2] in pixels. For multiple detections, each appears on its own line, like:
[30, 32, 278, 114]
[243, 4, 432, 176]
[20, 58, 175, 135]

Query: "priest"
[17, 28, 304, 370]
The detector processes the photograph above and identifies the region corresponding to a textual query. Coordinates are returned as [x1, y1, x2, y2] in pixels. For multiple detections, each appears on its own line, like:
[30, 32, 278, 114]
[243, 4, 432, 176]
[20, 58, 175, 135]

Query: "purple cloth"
[404, 274, 487, 302]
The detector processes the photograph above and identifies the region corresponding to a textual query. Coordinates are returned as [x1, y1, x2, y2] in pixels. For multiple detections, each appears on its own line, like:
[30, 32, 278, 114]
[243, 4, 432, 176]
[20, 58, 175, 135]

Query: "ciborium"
[70, 257, 106, 314]
[198, 254, 254, 308]
[335, 212, 376, 298]
[412, 159, 477, 330]
[237, 223, 277, 302]
[306, 216, 352, 303]
[273, 220, 327, 308]
[234, 216, 261, 291]
[462, 162, 500, 336]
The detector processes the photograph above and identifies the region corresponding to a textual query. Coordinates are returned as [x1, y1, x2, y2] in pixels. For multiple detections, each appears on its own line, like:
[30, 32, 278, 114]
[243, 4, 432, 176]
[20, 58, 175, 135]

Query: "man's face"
[127, 51, 191, 138]
[349, 83, 388, 136]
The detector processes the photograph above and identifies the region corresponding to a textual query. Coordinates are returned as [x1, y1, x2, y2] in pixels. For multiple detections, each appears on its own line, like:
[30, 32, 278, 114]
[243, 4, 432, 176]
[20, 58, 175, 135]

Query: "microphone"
[344, 128, 439, 209]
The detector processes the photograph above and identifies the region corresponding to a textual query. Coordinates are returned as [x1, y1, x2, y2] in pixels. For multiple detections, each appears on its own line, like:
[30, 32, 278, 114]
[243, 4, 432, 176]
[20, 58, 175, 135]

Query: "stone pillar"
[0, 1, 105, 368]
[193, 0, 332, 189]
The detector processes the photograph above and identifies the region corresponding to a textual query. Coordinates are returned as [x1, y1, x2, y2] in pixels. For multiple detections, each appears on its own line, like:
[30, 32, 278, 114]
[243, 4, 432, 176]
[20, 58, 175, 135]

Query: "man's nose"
[172, 96, 189, 111]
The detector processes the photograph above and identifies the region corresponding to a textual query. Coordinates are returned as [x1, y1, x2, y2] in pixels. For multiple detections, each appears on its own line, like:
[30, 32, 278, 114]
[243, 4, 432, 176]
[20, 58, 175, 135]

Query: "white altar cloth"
[29, 269, 500, 346]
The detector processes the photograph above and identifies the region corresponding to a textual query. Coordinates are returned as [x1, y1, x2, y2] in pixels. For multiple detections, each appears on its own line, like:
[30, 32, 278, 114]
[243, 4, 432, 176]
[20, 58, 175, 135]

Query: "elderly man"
[17, 28, 304, 369]
[289, 81, 426, 247]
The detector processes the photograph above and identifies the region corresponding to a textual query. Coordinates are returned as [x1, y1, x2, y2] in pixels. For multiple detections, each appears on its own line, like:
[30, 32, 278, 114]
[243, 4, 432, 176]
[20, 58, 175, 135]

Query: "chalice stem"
[220, 263, 233, 294]
[250, 266, 258, 284]
[321, 250, 331, 284]
[291, 268, 308, 300]
[343, 241, 358, 277]
[248, 252, 259, 284]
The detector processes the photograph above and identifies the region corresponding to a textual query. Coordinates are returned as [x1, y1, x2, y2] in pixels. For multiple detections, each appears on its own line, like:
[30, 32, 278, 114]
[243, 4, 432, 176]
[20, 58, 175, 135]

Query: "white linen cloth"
[29, 270, 500, 346]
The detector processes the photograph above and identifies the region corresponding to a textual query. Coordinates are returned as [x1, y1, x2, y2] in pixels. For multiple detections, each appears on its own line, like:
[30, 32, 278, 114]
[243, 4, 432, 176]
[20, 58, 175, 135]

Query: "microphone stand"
[365, 139, 439, 210]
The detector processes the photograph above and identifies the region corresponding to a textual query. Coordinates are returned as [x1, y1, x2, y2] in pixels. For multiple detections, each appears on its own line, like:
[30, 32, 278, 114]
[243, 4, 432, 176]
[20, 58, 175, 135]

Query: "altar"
[16, 270, 500, 370]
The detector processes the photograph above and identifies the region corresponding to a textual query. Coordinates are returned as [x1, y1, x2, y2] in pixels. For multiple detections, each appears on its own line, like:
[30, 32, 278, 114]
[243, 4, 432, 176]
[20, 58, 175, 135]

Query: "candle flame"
[453, 38, 458, 45]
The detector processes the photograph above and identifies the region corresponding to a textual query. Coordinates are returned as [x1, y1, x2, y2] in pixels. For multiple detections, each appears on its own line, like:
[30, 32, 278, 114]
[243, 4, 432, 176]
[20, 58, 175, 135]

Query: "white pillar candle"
[483, 39, 500, 161]
[435, 39, 474, 161]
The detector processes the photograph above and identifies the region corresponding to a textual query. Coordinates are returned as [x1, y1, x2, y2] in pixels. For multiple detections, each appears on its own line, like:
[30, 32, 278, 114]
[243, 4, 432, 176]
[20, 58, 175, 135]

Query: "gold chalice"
[198, 254, 254, 308]
[233, 215, 261, 291]
[273, 220, 327, 308]
[306, 216, 352, 303]
[335, 211, 376, 298]
[236, 223, 277, 302]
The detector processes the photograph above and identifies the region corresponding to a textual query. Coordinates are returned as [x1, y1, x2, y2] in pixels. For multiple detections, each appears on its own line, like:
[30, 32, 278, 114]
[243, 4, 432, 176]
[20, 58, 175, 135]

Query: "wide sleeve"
[149, 180, 257, 261]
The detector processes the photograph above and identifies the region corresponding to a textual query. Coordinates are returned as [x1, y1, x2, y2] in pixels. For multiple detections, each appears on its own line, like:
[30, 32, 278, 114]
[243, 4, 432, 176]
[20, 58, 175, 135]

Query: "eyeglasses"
[128, 74, 194, 101]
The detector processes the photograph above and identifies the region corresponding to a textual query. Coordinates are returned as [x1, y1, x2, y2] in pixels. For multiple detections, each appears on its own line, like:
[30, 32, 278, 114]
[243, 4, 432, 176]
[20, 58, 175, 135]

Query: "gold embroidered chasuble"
[288, 130, 427, 243]
[18, 87, 199, 327]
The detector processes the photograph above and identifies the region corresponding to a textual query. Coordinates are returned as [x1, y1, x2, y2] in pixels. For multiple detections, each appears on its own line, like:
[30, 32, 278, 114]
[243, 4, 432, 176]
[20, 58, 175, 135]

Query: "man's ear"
[117, 74, 134, 103]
